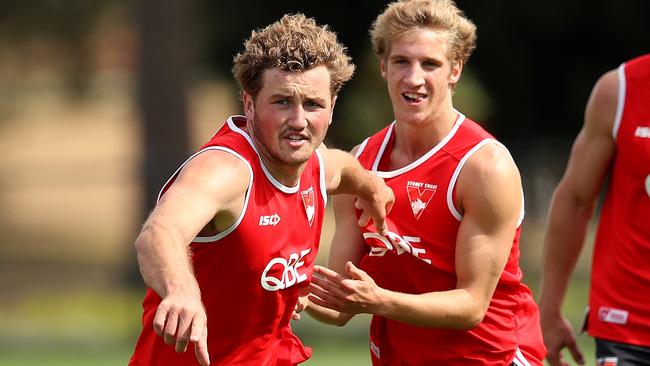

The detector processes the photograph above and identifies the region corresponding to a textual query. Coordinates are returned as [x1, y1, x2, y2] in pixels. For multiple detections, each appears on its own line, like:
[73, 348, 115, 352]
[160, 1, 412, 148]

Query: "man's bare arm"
[135, 150, 250, 366]
[538, 70, 618, 366]
[318, 145, 394, 235]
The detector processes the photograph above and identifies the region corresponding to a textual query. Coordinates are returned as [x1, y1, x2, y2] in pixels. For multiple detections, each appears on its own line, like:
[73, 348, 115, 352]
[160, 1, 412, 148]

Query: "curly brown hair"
[371, 0, 477, 66]
[232, 14, 355, 98]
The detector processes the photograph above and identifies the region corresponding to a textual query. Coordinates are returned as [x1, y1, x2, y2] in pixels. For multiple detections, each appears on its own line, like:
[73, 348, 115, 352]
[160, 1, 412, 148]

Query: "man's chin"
[281, 151, 312, 166]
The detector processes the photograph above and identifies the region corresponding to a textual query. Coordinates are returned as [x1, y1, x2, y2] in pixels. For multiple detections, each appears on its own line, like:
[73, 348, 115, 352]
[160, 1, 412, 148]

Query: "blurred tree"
[129, 0, 196, 285]
[0, 0, 106, 97]
[135, 0, 196, 214]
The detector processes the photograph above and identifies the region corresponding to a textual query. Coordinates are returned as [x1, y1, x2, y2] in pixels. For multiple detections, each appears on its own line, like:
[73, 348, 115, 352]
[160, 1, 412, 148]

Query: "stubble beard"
[251, 119, 313, 168]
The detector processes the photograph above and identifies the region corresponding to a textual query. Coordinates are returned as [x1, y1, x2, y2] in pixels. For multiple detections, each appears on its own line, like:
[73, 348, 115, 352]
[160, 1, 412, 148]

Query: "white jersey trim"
[446, 139, 525, 225]
[354, 137, 371, 159]
[315, 149, 328, 206]
[155, 146, 253, 244]
[512, 347, 532, 366]
[372, 113, 465, 178]
[372, 122, 395, 172]
[612, 63, 626, 140]
[227, 115, 300, 194]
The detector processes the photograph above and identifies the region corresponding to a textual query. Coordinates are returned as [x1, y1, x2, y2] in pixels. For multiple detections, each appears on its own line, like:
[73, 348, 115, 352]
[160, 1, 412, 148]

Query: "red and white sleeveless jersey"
[587, 54, 650, 347]
[130, 116, 327, 365]
[355, 113, 545, 365]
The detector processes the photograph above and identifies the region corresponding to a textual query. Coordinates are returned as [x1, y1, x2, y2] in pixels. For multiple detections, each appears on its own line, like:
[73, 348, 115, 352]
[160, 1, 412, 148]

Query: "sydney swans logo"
[301, 186, 316, 227]
[406, 181, 437, 220]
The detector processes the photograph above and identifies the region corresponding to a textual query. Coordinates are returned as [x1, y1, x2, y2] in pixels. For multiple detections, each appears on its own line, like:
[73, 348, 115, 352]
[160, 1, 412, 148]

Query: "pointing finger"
[153, 304, 169, 337]
[194, 326, 210, 366]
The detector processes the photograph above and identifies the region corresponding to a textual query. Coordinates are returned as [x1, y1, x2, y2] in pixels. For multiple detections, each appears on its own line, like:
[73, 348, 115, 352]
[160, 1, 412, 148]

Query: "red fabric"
[130, 116, 324, 365]
[587, 54, 650, 347]
[355, 114, 545, 365]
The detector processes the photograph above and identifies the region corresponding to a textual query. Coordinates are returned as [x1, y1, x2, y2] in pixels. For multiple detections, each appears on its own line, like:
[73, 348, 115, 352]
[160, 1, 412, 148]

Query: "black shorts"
[596, 338, 650, 366]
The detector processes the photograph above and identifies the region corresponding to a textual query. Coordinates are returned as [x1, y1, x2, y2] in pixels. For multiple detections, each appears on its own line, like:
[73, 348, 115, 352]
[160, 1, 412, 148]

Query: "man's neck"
[393, 108, 459, 162]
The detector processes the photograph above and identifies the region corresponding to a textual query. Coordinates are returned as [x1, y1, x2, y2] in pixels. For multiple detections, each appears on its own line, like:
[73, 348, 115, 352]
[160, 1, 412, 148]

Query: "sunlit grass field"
[0, 279, 595, 366]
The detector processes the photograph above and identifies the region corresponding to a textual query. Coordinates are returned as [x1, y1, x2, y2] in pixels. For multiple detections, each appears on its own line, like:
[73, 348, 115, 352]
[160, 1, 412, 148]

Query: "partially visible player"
[303, 1, 546, 365]
[539, 54, 650, 366]
[129, 14, 393, 366]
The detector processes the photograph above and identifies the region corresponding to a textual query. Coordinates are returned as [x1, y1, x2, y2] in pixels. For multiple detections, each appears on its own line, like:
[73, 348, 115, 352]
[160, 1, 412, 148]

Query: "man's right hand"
[153, 291, 210, 366]
[355, 176, 394, 235]
[541, 312, 584, 366]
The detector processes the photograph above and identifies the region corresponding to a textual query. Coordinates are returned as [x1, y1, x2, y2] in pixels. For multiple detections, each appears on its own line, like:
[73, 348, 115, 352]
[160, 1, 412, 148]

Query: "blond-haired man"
[306, 1, 546, 364]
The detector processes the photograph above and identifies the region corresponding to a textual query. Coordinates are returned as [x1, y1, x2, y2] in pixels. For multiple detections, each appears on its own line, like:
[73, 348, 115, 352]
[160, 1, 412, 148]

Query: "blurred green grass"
[0, 278, 595, 366]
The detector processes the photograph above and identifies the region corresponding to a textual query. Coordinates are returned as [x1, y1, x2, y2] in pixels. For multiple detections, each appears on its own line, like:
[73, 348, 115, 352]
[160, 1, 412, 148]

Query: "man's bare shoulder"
[175, 149, 251, 199]
[456, 142, 522, 218]
[462, 143, 520, 186]
[585, 69, 619, 135]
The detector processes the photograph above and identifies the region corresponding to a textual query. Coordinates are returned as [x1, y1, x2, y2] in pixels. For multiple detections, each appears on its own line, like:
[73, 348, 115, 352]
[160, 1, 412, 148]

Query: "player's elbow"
[133, 225, 153, 254]
[450, 302, 488, 330]
[333, 316, 353, 327]
[462, 308, 486, 330]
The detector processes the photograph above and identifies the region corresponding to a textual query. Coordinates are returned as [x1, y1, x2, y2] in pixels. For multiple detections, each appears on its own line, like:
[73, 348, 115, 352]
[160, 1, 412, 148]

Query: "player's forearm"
[305, 300, 354, 326]
[539, 187, 594, 313]
[328, 149, 382, 198]
[378, 288, 487, 330]
[134, 219, 200, 298]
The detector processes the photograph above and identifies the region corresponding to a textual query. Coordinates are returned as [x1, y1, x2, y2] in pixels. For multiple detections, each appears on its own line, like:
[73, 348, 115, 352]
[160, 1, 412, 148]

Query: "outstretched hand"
[308, 262, 384, 315]
[541, 312, 584, 366]
[153, 291, 210, 366]
[355, 183, 394, 235]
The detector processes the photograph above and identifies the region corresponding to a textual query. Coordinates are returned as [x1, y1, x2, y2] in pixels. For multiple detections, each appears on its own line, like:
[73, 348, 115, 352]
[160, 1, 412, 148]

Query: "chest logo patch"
[598, 306, 628, 325]
[645, 174, 650, 198]
[406, 181, 437, 220]
[635, 126, 650, 138]
[301, 186, 316, 227]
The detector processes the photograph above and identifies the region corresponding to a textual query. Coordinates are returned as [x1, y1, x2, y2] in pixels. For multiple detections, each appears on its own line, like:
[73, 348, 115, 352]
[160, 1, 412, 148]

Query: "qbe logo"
[261, 248, 311, 291]
[259, 213, 281, 226]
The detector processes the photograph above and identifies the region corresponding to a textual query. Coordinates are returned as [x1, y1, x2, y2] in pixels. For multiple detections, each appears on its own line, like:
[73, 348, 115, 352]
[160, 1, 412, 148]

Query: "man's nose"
[287, 105, 308, 129]
[403, 64, 425, 87]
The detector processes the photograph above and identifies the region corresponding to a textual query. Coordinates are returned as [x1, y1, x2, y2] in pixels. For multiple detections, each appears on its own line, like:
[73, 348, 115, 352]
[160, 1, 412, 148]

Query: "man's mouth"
[402, 92, 427, 103]
[285, 134, 308, 146]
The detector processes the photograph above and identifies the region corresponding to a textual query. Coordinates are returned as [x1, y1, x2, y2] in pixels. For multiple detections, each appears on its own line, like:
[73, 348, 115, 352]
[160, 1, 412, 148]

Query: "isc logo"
[261, 248, 311, 291]
[259, 213, 281, 226]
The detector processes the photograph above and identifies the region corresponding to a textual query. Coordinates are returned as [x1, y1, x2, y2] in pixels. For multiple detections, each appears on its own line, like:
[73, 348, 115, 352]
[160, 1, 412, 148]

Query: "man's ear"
[242, 91, 254, 120]
[449, 60, 463, 85]
[329, 95, 337, 125]
[380, 58, 388, 80]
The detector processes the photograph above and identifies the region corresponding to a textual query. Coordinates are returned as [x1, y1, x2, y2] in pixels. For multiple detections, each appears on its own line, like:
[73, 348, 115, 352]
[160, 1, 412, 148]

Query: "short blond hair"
[371, 0, 477, 65]
[232, 14, 355, 98]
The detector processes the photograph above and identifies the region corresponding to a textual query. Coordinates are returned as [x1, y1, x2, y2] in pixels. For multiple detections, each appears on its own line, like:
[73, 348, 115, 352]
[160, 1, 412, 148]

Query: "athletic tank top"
[587, 54, 650, 347]
[130, 115, 326, 365]
[355, 113, 545, 365]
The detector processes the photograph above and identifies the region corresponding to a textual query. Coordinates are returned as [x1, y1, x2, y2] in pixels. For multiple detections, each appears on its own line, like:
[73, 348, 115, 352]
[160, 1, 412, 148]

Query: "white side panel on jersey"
[315, 149, 328, 206]
[354, 137, 371, 159]
[511, 347, 532, 366]
[227, 116, 300, 194]
[155, 144, 253, 243]
[374, 113, 465, 178]
[446, 138, 525, 226]
[612, 63, 627, 140]
[191, 147, 253, 243]
[372, 122, 396, 172]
